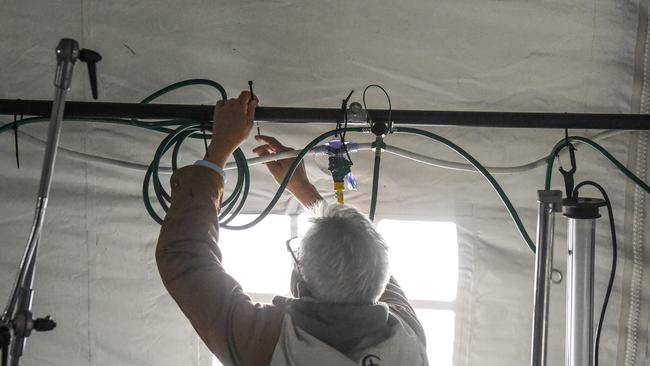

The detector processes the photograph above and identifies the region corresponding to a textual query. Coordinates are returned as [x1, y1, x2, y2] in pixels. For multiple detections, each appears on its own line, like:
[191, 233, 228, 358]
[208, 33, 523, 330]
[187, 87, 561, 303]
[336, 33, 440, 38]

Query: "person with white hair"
[156, 91, 428, 366]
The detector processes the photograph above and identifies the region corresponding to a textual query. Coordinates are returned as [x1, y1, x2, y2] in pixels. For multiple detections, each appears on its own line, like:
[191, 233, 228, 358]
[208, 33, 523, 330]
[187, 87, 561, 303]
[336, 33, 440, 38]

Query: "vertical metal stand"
[530, 190, 563, 366]
[0, 38, 79, 366]
[563, 199, 604, 366]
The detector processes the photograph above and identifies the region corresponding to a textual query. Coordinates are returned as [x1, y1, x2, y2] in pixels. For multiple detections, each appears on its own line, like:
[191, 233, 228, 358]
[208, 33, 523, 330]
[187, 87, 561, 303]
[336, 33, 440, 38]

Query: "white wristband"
[194, 160, 227, 182]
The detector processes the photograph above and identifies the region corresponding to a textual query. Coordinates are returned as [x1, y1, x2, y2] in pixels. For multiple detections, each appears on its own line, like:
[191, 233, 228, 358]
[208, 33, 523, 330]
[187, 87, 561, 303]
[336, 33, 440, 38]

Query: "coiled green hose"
[5, 80, 650, 255]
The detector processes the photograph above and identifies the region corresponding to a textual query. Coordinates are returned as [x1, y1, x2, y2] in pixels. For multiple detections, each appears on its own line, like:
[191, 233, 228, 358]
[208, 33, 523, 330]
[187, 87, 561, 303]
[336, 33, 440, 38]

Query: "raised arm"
[252, 135, 323, 208]
[156, 92, 286, 366]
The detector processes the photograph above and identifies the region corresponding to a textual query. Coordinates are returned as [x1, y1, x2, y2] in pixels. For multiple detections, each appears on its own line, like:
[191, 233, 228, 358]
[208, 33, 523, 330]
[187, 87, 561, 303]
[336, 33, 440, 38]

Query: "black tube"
[368, 143, 382, 222]
[2, 99, 650, 129]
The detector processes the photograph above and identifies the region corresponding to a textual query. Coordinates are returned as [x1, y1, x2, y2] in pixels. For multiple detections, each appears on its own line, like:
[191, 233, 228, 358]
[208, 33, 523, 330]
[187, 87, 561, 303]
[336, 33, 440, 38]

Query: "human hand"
[207, 91, 258, 168]
[252, 135, 323, 207]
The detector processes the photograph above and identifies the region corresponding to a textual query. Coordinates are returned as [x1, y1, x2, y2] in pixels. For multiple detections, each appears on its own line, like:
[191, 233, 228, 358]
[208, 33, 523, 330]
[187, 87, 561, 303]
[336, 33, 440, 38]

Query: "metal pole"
[564, 199, 603, 366]
[1, 38, 79, 366]
[530, 190, 562, 366]
[8, 251, 37, 366]
[2, 99, 650, 129]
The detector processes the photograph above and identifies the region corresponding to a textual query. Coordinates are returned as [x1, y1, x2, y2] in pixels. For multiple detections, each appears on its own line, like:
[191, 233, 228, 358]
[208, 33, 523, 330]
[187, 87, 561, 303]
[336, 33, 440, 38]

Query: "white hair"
[298, 203, 390, 304]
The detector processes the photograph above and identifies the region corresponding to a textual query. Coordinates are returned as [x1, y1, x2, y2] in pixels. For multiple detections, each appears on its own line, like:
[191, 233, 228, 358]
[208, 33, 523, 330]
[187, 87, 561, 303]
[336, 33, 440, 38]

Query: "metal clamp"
[558, 143, 577, 201]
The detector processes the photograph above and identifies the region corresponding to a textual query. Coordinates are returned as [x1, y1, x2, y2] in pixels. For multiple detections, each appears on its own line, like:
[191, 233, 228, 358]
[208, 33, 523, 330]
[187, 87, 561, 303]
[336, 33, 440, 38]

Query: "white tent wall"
[0, 1, 648, 366]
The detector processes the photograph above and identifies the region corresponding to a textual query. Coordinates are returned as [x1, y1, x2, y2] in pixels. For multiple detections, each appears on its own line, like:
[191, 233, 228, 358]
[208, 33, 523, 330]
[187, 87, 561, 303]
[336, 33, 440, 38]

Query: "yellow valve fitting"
[334, 181, 345, 204]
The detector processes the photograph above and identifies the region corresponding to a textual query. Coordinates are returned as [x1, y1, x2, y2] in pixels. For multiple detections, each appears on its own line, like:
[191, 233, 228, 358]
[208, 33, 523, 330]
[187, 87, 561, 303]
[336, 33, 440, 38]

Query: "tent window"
[218, 214, 293, 297]
[213, 216, 458, 366]
[377, 219, 458, 366]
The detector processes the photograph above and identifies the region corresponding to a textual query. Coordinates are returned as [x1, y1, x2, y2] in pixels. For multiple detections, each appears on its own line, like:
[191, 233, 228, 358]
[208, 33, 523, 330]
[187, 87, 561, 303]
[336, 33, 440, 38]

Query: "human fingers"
[237, 90, 252, 105]
[249, 96, 259, 110]
[213, 100, 226, 118]
[252, 144, 273, 157]
[251, 145, 283, 174]
[254, 135, 290, 152]
[247, 97, 258, 123]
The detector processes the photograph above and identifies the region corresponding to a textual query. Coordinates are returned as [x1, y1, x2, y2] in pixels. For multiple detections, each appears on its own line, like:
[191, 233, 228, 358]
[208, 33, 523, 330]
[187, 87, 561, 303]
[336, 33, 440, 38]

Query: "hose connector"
[371, 136, 386, 152]
[334, 181, 345, 204]
[328, 155, 353, 204]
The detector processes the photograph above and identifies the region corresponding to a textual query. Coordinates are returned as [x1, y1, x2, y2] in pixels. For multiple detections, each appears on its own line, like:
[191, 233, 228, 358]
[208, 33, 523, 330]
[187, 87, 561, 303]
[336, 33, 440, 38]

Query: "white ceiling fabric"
[0, 0, 648, 365]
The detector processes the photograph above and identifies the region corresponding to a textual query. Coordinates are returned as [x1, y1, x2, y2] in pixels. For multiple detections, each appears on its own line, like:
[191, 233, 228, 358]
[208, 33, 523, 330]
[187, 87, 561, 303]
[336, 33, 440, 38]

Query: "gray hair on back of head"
[298, 203, 390, 304]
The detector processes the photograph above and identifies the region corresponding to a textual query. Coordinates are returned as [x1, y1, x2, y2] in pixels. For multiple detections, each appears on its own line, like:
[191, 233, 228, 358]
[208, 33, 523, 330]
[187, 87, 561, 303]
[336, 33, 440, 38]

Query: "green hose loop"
[144, 124, 197, 221]
[1, 79, 234, 226]
[219, 149, 251, 224]
[221, 150, 247, 209]
[171, 129, 197, 171]
[140, 79, 227, 104]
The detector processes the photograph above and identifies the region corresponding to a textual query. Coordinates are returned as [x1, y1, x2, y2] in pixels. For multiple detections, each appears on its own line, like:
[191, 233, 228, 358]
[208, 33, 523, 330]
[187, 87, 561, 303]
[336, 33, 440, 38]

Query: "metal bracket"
[537, 190, 563, 212]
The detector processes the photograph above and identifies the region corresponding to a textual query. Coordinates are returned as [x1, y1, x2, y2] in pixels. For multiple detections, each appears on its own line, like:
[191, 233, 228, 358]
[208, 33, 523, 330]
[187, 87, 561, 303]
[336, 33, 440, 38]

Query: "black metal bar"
[1, 99, 650, 129]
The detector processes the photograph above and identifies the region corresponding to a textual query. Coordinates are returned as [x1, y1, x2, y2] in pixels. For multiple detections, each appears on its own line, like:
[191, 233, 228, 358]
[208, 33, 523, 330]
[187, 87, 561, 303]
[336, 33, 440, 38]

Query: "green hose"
[394, 127, 537, 253]
[140, 79, 227, 104]
[143, 124, 199, 223]
[7, 79, 647, 242]
[222, 127, 366, 230]
[544, 136, 650, 193]
[369, 137, 385, 222]
[1, 79, 231, 226]
[368, 151, 381, 222]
